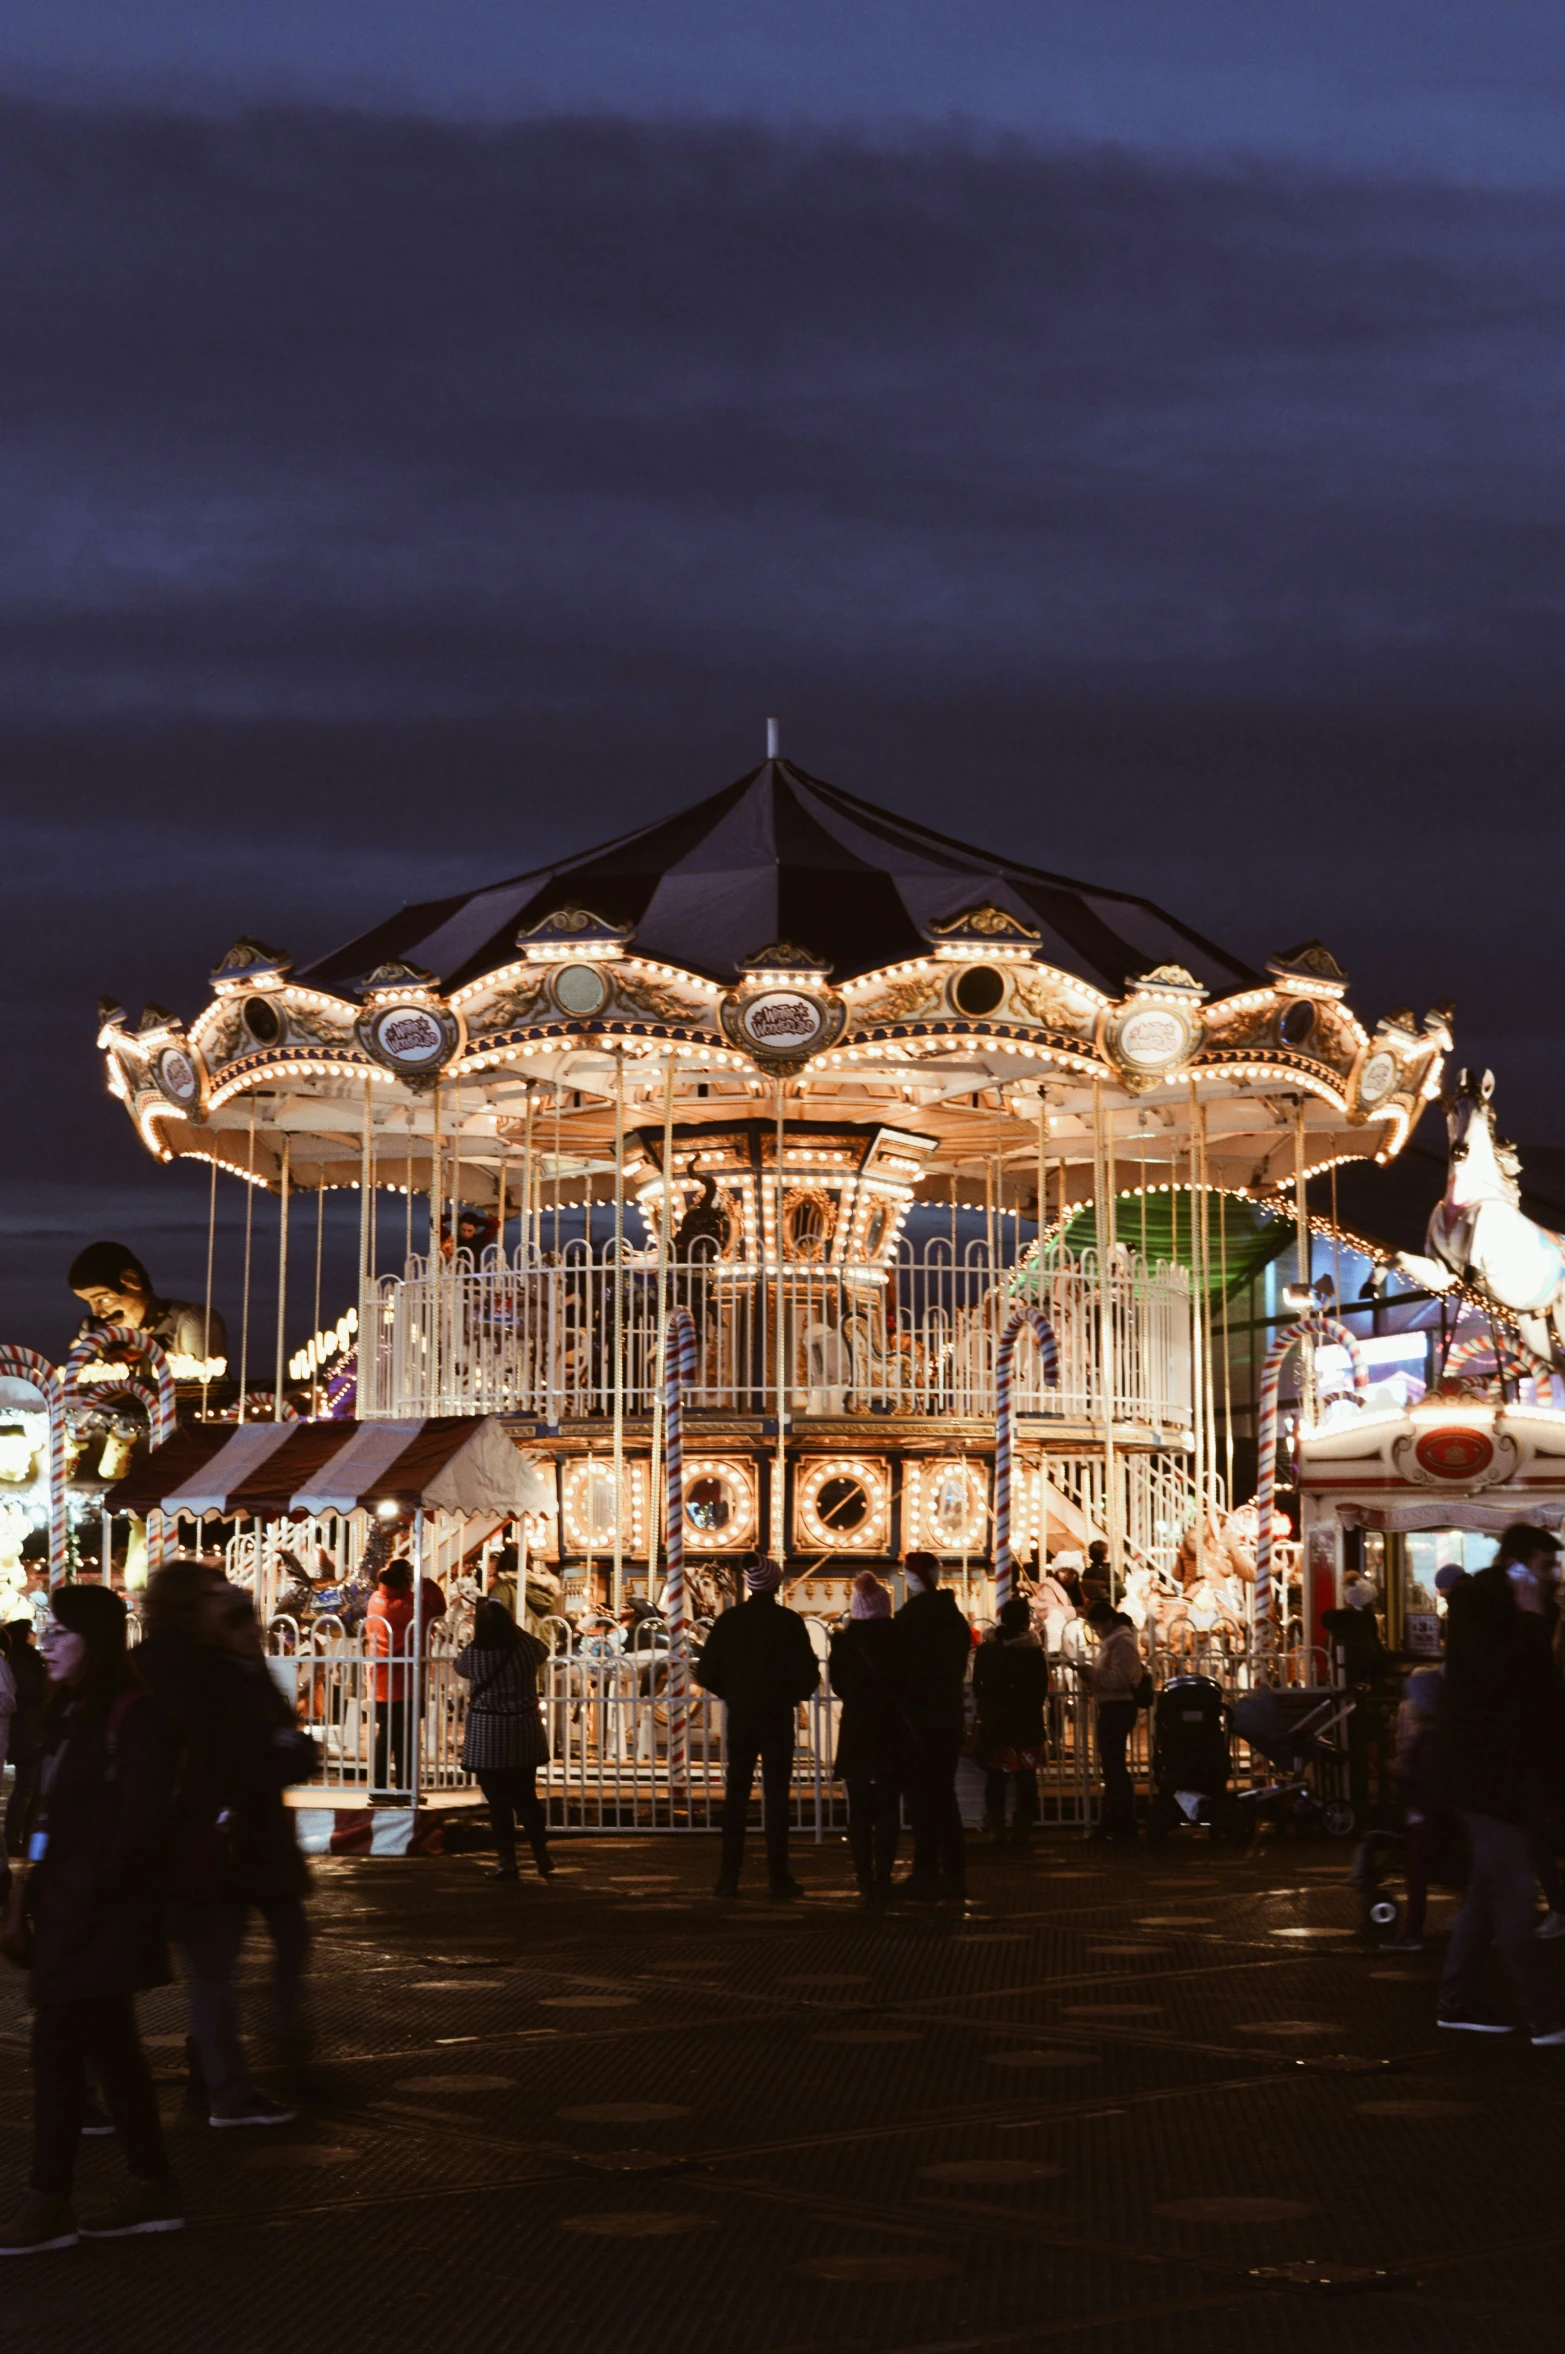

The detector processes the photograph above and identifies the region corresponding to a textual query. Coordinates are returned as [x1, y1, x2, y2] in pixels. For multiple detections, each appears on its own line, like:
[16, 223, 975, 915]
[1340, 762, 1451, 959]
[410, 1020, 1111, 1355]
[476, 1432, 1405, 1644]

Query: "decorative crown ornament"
[210, 937, 293, 987]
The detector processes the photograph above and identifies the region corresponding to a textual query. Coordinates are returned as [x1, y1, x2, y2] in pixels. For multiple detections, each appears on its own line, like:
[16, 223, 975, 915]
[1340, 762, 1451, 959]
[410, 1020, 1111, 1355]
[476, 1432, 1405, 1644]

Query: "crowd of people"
[0, 1560, 315, 2256]
[4, 1515, 1565, 2258]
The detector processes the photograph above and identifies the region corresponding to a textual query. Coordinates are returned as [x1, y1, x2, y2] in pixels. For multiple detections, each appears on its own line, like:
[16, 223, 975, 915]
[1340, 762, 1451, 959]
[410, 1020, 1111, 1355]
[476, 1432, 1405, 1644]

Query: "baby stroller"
[1231, 1685, 1357, 1841]
[1145, 1675, 1240, 1845]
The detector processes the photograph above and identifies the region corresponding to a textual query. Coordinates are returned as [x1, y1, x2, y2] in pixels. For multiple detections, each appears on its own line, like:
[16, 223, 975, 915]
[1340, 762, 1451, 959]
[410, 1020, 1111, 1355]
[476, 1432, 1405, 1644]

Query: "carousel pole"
[648, 1056, 676, 1608]
[1254, 1315, 1367, 1633]
[993, 1307, 1060, 1608]
[313, 1173, 326, 1414]
[359, 1077, 374, 1414]
[201, 1149, 218, 1424]
[1188, 1082, 1206, 1582]
[611, 1051, 626, 1616]
[238, 1095, 258, 1422]
[773, 1076, 787, 1562]
[273, 1137, 291, 1422]
[410, 1503, 425, 1810]
[1094, 1083, 1123, 1600]
[429, 1081, 442, 1415]
[1218, 1185, 1235, 1509]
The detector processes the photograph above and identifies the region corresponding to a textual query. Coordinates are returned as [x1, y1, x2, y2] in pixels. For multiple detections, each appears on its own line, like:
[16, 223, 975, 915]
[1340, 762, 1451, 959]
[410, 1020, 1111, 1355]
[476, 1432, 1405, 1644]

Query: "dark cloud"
[2, 101, 1562, 1351]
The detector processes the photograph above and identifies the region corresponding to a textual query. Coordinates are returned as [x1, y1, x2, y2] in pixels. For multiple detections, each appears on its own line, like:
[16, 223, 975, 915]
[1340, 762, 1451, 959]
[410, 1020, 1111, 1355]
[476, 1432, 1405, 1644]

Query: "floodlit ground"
[0, 1830, 1554, 2353]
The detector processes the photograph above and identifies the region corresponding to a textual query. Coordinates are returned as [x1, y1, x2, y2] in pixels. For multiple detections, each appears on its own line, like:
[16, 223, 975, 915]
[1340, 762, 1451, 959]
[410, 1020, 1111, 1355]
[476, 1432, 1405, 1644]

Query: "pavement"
[0, 1829, 1558, 2354]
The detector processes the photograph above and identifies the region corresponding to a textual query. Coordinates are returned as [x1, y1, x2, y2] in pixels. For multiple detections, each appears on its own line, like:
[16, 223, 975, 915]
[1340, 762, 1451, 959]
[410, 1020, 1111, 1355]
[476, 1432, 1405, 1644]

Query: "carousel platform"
[0, 1833, 1553, 2352]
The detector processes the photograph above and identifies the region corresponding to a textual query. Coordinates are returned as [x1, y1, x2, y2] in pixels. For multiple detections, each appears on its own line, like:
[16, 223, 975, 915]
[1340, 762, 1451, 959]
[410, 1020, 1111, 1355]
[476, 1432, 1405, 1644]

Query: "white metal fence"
[268, 1619, 1337, 1832]
[361, 1238, 1192, 1430]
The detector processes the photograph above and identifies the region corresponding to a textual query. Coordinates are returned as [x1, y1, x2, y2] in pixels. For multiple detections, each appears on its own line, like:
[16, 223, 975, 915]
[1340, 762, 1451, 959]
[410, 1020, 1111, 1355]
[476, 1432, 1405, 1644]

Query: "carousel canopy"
[104, 1415, 550, 1521]
[302, 756, 1258, 999]
[97, 747, 1452, 1203]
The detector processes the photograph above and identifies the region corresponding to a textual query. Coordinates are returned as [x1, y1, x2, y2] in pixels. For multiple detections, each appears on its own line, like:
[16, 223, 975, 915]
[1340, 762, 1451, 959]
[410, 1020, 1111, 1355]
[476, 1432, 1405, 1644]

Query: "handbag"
[0, 1869, 33, 1971]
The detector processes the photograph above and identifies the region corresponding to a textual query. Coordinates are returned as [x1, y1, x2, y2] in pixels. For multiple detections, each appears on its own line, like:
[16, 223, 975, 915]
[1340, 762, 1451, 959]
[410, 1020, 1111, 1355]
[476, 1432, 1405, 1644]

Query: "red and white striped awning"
[104, 1415, 551, 1521]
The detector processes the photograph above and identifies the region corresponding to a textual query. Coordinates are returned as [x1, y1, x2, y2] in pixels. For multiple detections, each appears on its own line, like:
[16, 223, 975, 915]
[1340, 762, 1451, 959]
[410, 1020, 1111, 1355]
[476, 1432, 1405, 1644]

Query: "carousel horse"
[1172, 1509, 1256, 1592]
[1394, 1068, 1565, 1369]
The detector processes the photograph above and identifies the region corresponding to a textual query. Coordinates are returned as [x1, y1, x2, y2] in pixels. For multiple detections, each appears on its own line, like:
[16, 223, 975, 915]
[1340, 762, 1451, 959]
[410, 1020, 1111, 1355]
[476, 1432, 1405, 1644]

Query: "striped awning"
[104, 1415, 550, 1521]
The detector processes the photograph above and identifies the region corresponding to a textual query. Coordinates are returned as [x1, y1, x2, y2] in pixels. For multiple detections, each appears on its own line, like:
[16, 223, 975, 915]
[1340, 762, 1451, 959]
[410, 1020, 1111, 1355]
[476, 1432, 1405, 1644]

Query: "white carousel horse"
[1395, 1068, 1565, 1368]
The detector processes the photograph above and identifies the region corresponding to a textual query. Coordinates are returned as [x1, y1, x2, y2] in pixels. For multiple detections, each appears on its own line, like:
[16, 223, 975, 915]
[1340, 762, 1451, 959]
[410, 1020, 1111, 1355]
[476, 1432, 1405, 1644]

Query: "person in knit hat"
[894, 1552, 973, 1901]
[828, 1574, 904, 1903]
[694, 1556, 820, 1899]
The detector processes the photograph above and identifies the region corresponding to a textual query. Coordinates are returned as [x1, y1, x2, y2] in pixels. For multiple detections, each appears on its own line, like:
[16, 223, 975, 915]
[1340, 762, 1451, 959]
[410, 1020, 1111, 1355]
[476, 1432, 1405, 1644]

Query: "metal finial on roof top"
[766, 716, 779, 759]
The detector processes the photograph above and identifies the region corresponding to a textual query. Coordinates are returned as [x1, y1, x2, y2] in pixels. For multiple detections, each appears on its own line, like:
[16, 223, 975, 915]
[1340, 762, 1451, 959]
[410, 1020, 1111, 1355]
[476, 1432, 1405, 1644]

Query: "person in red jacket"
[366, 1562, 414, 1792]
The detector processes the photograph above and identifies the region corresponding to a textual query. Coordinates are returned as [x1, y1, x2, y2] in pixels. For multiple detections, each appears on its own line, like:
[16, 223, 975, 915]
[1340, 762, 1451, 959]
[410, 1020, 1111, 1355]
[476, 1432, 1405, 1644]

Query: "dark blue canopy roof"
[301, 757, 1258, 998]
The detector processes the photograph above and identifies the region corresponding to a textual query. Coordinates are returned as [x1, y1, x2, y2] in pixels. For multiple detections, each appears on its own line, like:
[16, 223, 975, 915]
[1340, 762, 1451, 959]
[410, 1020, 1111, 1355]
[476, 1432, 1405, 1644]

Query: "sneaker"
[1537, 1913, 1565, 1941]
[78, 2180, 183, 2238]
[711, 1879, 740, 1900]
[1531, 2024, 1565, 2047]
[1438, 2006, 1515, 2035]
[530, 1847, 556, 1879]
[209, 2092, 299, 2130]
[80, 2101, 115, 2138]
[0, 2192, 78, 2255]
[768, 1876, 804, 1901]
[486, 1865, 519, 1882]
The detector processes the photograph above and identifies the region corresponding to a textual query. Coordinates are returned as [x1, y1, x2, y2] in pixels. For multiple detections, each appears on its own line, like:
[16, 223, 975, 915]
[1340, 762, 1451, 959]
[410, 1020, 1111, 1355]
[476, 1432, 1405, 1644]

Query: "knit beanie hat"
[745, 1556, 783, 1594]
[850, 1571, 892, 1620]
[903, 1551, 941, 1592]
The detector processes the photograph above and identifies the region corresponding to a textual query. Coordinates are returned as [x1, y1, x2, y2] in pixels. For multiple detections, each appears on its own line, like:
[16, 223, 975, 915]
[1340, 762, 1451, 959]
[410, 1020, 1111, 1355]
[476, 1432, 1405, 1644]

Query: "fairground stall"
[77, 745, 1454, 1824]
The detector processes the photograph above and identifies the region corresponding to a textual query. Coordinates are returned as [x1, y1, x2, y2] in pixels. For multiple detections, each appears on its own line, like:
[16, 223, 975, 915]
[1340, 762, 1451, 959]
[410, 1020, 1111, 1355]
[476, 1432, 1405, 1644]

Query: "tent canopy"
[104, 1415, 551, 1522]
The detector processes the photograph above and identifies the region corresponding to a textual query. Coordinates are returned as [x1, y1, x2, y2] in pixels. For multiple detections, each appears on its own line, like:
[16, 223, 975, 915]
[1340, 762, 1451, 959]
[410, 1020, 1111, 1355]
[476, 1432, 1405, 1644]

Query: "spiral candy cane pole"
[662, 1306, 699, 1791]
[66, 1328, 177, 1569]
[1254, 1315, 1367, 1632]
[994, 1306, 1061, 1610]
[0, 1347, 66, 1584]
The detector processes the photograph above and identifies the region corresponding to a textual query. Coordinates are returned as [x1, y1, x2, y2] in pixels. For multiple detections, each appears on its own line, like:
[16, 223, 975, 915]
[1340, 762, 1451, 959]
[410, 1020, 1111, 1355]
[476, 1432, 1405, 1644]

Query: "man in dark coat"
[694, 1556, 819, 1898]
[895, 1552, 973, 1901]
[1437, 1524, 1565, 2040]
[828, 1573, 905, 1901]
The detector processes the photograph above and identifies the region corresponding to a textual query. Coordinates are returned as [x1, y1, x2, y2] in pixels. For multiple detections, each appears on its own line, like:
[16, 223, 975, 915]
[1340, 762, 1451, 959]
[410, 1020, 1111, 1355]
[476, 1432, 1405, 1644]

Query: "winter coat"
[1084, 1621, 1142, 1705]
[29, 1685, 175, 2006]
[134, 1634, 311, 1903]
[894, 1588, 972, 1738]
[829, 1620, 907, 1782]
[972, 1629, 1050, 1757]
[1321, 1605, 1391, 1686]
[694, 1595, 819, 1718]
[367, 1589, 415, 1701]
[458, 1634, 549, 1772]
[1437, 1565, 1565, 1823]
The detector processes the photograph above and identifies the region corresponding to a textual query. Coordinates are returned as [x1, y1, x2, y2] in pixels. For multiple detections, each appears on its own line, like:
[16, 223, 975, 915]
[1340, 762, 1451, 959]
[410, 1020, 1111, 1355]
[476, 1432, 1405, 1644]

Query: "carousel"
[89, 739, 1452, 1661]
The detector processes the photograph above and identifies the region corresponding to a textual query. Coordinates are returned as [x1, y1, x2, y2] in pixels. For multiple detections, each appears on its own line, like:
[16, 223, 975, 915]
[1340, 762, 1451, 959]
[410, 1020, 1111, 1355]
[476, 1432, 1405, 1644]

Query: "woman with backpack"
[0, 1584, 182, 2255]
[457, 1601, 553, 1881]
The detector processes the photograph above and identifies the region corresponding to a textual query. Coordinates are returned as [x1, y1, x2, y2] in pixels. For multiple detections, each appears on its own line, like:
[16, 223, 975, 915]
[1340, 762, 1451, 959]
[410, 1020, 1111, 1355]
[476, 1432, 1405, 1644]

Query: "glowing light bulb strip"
[1254, 1316, 1366, 1630]
[993, 1306, 1060, 1609]
[662, 1305, 699, 1790]
[0, 1346, 66, 1583]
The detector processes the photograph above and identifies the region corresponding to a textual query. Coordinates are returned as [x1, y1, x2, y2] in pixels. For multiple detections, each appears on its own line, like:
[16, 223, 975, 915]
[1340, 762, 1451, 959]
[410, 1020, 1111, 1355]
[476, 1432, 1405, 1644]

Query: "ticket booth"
[1297, 1397, 1565, 1655]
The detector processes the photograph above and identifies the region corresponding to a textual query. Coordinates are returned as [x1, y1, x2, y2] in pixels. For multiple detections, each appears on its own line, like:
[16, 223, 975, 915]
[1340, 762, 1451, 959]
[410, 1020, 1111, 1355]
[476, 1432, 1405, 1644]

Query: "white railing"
[361, 1239, 1192, 1428]
[266, 1619, 1334, 1828]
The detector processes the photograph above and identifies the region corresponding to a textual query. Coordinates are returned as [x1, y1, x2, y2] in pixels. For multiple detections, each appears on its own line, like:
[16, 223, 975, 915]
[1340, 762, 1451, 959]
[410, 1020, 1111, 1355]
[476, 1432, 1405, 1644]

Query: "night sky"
[3, 3, 1563, 1357]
